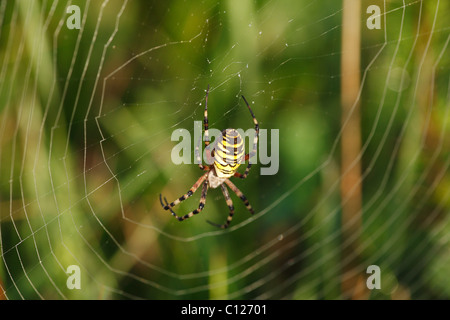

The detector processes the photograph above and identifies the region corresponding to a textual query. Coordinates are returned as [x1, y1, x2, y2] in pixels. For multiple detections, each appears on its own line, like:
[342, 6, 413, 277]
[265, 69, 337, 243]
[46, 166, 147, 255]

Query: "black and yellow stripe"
[213, 129, 245, 178]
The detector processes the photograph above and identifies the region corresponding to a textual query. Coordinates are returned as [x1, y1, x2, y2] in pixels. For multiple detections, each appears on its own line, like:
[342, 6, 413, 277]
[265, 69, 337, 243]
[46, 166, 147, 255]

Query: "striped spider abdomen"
[213, 129, 245, 178]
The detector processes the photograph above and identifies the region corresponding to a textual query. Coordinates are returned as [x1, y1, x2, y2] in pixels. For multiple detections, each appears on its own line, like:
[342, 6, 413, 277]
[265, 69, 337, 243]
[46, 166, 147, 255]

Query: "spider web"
[0, 0, 449, 300]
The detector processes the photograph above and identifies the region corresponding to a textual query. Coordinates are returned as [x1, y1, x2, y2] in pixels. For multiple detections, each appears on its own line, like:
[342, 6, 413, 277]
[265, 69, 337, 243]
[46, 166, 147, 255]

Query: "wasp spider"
[160, 85, 259, 229]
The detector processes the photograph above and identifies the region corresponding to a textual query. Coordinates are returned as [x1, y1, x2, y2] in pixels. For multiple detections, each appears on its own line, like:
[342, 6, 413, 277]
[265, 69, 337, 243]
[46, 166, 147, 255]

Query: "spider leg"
[195, 132, 215, 169]
[162, 181, 208, 221]
[160, 196, 180, 220]
[195, 134, 209, 171]
[233, 160, 252, 179]
[195, 86, 213, 170]
[204, 84, 210, 147]
[225, 179, 254, 215]
[160, 172, 207, 210]
[207, 183, 235, 229]
[234, 95, 259, 180]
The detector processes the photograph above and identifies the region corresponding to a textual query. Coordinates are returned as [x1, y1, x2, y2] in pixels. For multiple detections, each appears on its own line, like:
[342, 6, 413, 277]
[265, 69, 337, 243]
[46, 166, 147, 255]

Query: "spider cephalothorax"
[160, 85, 259, 229]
